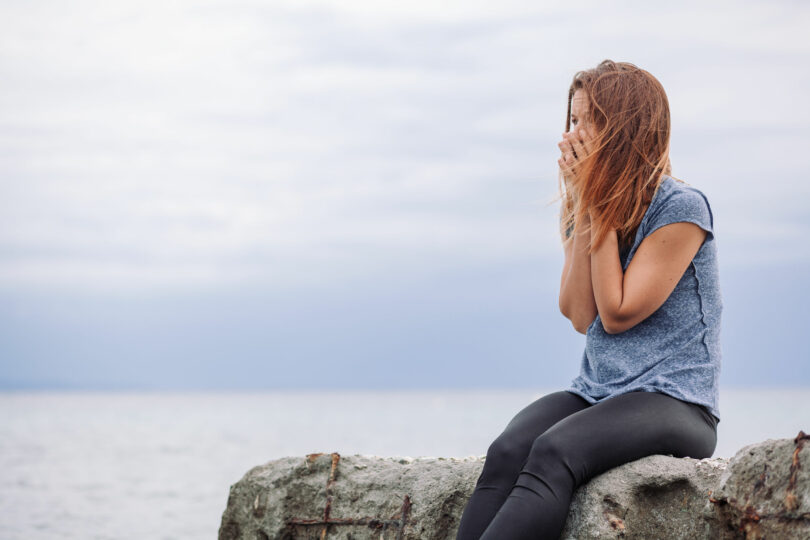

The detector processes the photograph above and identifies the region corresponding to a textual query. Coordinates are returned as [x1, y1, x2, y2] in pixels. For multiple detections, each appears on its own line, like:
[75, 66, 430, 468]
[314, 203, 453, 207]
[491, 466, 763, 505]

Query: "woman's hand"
[557, 126, 595, 192]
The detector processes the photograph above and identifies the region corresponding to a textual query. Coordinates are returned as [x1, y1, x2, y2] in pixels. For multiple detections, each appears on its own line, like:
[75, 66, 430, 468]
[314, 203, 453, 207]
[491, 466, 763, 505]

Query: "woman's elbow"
[602, 322, 619, 334]
[571, 312, 596, 334]
[560, 300, 596, 334]
[558, 292, 570, 318]
[601, 314, 633, 334]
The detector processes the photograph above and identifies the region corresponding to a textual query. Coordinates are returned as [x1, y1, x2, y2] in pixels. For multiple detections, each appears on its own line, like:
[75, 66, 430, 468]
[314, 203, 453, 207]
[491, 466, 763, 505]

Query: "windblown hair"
[558, 60, 675, 253]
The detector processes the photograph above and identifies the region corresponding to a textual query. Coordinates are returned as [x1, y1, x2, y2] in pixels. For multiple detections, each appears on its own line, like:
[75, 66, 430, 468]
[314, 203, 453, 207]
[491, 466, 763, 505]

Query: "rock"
[219, 453, 483, 540]
[219, 433, 810, 539]
[559, 454, 728, 539]
[710, 431, 810, 540]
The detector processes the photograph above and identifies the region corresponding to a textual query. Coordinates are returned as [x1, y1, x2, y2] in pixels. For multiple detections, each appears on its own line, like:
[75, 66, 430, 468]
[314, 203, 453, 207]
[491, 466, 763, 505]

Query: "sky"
[1, 0, 808, 390]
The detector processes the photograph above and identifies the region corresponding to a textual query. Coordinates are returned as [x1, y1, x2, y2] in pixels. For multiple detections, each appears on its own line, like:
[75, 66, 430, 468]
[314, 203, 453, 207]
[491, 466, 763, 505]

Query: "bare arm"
[589, 216, 707, 334]
[559, 214, 598, 334]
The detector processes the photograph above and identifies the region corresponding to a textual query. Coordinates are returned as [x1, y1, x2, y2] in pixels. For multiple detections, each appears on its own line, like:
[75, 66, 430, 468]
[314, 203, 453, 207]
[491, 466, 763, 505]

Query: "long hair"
[558, 60, 674, 254]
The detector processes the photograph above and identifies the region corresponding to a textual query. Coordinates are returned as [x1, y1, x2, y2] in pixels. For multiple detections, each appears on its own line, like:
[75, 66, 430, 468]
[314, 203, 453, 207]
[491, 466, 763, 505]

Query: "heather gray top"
[567, 175, 723, 421]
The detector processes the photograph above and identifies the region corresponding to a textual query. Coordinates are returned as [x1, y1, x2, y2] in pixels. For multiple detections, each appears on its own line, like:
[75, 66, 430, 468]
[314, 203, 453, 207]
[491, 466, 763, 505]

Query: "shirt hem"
[565, 384, 720, 422]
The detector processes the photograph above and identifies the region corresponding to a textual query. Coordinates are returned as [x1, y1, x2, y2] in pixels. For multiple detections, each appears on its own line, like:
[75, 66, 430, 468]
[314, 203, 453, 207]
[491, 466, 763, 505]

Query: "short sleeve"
[643, 188, 714, 241]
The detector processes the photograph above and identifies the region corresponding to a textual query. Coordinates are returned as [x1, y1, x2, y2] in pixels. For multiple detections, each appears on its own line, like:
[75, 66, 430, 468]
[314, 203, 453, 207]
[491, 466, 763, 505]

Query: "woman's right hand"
[557, 126, 594, 191]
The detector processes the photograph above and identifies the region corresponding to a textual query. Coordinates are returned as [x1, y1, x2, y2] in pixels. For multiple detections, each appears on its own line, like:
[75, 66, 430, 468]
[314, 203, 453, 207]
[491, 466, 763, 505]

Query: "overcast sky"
[1, 0, 808, 390]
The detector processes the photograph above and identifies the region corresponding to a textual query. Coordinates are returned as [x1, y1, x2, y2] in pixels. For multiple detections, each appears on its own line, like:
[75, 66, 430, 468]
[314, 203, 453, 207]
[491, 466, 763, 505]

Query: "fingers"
[557, 126, 598, 196]
[558, 146, 577, 180]
[557, 134, 578, 160]
[558, 134, 577, 162]
[566, 127, 590, 159]
[557, 133, 580, 176]
[559, 153, 574, 173]
[557, 135, 575, 176]
[561, 126, 595, 160]
[557, 142, 574, 180]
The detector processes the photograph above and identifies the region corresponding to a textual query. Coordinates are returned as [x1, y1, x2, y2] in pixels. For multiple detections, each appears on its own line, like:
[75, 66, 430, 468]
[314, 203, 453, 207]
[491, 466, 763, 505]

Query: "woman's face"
[570, 89, 590, 131]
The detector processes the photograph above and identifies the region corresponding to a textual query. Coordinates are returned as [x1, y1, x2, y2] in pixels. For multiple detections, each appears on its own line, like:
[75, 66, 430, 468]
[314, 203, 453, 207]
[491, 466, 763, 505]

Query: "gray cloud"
[1, 0, 809, 293]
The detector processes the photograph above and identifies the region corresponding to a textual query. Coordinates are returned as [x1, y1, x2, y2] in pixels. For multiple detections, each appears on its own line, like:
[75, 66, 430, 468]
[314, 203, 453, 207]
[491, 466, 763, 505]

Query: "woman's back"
[567, 175, 723, 421]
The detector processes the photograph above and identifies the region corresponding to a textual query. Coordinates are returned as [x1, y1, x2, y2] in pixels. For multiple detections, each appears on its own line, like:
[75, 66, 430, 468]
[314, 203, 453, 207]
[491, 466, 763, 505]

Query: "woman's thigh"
[488, 391, 590, 465]
[522, 390, 717, 485]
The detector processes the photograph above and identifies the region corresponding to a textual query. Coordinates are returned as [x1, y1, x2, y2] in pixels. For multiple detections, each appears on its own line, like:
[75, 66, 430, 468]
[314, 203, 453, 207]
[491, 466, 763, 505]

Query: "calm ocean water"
[0, 389, 807, 539]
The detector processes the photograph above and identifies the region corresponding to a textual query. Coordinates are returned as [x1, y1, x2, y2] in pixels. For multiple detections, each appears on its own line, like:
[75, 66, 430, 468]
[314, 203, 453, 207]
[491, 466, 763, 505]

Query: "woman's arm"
[589, 215, 707, 334]
[559, 214, 598, 334]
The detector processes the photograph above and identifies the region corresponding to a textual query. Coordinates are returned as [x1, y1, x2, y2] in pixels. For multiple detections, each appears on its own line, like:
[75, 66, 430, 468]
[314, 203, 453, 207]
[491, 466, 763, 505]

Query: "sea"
[1, 388, 808, 540]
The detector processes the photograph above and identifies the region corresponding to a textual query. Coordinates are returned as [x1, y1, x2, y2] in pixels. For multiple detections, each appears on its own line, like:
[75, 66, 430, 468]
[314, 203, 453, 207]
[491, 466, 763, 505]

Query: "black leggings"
[455, 390, 718, 540]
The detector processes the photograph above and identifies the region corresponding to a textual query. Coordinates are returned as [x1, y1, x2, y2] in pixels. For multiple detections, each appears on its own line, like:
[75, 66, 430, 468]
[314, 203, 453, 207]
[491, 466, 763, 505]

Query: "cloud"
[1, 0, 809, 293]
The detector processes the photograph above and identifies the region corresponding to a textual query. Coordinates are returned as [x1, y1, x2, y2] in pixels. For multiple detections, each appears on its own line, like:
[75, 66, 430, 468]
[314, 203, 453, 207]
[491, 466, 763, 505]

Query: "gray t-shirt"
[567, 175, 722, 421]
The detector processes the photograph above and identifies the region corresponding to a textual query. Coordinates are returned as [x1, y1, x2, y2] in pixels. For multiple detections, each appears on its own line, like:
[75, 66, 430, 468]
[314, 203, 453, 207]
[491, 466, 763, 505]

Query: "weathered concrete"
[559, 453, 727, 539]
[710, 432, 810, 540]
[219, 431, 809, 539]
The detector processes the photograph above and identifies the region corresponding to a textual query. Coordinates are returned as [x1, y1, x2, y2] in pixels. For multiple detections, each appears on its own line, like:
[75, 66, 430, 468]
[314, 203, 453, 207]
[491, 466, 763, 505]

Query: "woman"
[455, 60, 721, 540]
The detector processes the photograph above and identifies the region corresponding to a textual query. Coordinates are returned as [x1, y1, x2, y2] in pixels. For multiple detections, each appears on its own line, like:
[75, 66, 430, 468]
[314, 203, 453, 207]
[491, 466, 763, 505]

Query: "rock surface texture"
[219, 431, 809, 539]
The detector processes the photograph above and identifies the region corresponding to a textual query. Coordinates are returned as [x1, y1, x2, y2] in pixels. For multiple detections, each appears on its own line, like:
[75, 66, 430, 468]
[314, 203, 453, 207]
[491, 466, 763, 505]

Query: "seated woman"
[455, 59, 722, 540]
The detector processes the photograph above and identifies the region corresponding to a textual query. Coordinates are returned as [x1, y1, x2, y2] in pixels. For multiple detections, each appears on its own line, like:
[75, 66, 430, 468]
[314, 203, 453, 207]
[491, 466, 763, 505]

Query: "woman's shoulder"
[644, 176, 714, 237]
[665, 175, 712, 199]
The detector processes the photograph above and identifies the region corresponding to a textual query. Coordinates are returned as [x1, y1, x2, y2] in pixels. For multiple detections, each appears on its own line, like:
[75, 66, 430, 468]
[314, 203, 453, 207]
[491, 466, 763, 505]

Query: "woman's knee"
[525, 432, 575, 473]
[481, 433, 529, 481]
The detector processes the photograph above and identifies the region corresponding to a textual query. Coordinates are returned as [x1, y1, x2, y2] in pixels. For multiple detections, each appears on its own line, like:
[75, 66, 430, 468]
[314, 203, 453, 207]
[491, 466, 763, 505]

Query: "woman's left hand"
[557, 126, 594, 184]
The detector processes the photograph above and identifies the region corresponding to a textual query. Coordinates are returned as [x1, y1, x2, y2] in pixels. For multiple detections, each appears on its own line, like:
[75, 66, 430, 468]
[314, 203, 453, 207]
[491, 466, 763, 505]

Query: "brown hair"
[558, 60, 675, 253]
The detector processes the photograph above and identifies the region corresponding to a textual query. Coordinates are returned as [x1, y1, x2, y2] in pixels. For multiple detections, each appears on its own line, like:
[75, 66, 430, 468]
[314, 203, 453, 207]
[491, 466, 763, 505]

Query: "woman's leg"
[455, 390, 591, 540]
[478, 391, 717, 540]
